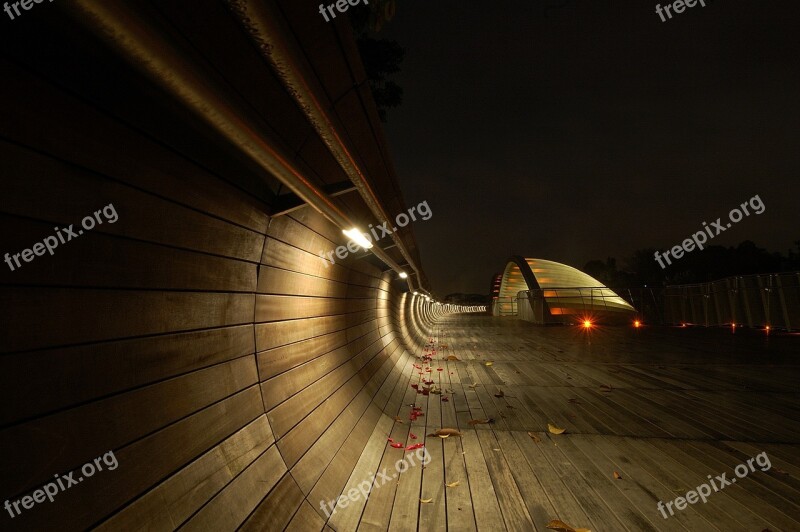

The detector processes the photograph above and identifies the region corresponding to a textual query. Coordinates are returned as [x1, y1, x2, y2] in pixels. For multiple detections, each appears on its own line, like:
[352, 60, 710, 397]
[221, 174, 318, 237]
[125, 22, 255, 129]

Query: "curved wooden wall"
[0, 1, 441, 530]
[0, 143, 439, 530]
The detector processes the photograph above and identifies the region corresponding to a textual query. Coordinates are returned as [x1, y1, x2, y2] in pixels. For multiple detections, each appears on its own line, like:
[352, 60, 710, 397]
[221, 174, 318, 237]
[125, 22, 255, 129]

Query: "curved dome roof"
[498, 257, 636, 316]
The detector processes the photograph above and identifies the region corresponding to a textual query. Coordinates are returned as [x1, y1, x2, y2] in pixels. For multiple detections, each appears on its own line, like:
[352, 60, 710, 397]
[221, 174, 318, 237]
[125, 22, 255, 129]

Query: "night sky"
[378, 0, 800, 296]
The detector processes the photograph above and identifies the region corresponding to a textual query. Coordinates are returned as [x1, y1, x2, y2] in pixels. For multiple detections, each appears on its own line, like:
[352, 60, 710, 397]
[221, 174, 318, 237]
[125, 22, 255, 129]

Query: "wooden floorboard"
[308, 316, 800, 531]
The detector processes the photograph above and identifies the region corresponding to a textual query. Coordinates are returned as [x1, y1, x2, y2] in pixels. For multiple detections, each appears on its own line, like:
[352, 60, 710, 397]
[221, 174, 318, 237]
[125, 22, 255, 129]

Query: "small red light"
[634, 320, 641, 328]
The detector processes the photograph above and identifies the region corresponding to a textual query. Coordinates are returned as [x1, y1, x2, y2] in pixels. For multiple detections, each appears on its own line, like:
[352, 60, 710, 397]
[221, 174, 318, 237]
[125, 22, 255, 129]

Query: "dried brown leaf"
[484, 361, 494, 366]
[467, 418, 494, 425]
[435, 428, 463, 437]
[548, 423, 566, 435]
[545, 519, 574, 532]
[446, 355, 460, 361]
[446, 481, 460, 488]
[613, 471, 622, 480]
[527, 432, 541, 443]
[545, 519, 591, 532]
[420, 498, 433, 504]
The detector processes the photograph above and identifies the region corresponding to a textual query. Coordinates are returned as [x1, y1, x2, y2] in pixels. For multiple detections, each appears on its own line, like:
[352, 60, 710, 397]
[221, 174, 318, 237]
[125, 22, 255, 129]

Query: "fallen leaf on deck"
[545, 519, 591, 532]
[394, 416, 404, 423]
[485, 361, 494, 366]
[420, 498, 433, 504]
[435, 428, 463, 437]
[446, 355, 460, 361]
[468, 418, 494, 425]
[613, 471, 622, 480]
[446, 481, 460, 488]
[600, 384, 613, 393]
[548, 423, 566, 435]
[441, 396, 449, 402]
[527, 432, 541, 443]
[437, 368, 444, 371]
[468, 383, 480, 388]
[494, 390, 505, 398]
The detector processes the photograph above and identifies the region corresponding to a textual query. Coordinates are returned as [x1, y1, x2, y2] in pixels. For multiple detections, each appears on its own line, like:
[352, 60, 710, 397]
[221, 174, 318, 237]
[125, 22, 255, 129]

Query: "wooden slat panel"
[0, 325, 253, 427]
[20, 387, 264, 530]
[1, 288, 254, 353]
[255, 315, 348, 353]
[1, 356, 258, 495]
[181, 445, 287, 531]
[241, 474, 307, 531]
[0, 142, 266, 263]
[97, 415, 274, 531]
[0, 215, 257, 291]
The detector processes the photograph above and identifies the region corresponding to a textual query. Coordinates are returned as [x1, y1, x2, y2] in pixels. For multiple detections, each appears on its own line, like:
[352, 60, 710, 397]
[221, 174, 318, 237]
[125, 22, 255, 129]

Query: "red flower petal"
[390, 442, 404, 448]
[410, 432, 417, 439]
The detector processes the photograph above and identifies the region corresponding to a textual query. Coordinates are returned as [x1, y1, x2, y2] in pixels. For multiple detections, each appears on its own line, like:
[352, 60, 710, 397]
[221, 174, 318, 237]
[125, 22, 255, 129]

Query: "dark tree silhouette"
[584, 239, 800, 288]
[349, 1, 404, 122]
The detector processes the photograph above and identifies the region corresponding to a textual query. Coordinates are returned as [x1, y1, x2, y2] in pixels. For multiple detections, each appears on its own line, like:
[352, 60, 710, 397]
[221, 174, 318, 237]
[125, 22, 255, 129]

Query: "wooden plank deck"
[323, 315, 800, 531]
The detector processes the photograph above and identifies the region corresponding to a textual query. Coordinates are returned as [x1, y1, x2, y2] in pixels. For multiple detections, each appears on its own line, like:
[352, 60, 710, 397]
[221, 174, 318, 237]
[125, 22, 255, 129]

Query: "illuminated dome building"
[492, 256, 637, 324]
